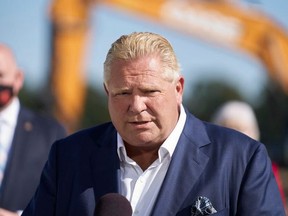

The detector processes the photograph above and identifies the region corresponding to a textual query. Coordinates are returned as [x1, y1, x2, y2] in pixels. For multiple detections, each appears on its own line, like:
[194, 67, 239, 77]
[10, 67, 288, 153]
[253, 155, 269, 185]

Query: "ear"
[175, 76, 184, 104]
[103, 83, 109, 95]
[14, 69, 24, 94]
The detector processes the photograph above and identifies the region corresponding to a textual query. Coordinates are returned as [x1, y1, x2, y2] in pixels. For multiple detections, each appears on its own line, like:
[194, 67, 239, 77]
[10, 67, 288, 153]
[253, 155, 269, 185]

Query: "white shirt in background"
[0, 97, 20, 183]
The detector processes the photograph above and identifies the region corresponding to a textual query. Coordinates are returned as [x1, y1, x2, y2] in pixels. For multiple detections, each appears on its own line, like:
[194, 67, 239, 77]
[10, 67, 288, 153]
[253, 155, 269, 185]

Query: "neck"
[125, 144, 159, 171]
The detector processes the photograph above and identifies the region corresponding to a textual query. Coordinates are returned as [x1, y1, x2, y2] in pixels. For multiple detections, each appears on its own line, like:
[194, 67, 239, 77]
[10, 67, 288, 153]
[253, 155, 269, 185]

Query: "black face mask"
[0, 85, 14, 108]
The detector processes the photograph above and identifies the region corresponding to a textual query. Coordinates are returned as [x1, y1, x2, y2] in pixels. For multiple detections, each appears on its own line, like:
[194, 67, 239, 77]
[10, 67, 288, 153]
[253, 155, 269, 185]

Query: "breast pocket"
[210, 208, 228, 215]
[176, 207, 228, 216]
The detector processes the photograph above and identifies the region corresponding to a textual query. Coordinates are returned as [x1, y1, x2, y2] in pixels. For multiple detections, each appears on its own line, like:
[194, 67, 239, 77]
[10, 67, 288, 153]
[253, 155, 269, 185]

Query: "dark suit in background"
[0, 106, 66, 211]
[0, 43, 67, 215]
[22, 110, 285, 216]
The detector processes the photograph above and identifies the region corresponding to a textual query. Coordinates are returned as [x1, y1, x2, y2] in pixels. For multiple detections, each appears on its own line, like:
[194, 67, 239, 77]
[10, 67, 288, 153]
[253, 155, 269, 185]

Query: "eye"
[115, 91, 131, 96]
[120, 92, 129, 95]
[145, 90, 160, 95]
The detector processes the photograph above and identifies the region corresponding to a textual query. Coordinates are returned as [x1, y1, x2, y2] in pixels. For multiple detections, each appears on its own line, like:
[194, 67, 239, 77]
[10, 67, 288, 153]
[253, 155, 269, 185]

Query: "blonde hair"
[103, 32, 181, 85]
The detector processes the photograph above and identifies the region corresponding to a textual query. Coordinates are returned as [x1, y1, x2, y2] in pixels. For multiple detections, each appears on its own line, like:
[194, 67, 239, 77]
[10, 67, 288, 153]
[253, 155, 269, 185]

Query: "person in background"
[0, 44, 66, 216]
[211, 101, 260, 140]
[212, 100, 287, 213]
[22, 32, 285, 215]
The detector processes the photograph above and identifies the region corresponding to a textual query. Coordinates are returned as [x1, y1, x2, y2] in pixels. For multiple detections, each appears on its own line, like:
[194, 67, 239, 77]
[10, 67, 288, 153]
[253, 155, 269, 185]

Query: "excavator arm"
[49, 0, 92, 132]
[49, 0, 288, 131]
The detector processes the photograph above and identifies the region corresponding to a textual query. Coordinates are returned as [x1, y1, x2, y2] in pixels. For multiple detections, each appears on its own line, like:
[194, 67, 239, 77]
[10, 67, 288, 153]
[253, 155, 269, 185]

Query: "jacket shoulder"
[19, 107, 66, 133]
[57, 122, 116, 147]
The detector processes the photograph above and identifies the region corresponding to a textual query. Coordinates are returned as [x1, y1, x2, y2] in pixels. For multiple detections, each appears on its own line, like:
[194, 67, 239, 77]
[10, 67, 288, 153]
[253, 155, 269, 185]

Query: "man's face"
[0, 49, 23, 109]
[105, 55, 184, 150]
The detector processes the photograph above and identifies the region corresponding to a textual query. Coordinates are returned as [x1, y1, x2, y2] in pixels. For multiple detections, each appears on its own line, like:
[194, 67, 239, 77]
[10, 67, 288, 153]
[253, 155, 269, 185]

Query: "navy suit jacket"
[22, 110, 285, 215]
[0, 107, 66, 211]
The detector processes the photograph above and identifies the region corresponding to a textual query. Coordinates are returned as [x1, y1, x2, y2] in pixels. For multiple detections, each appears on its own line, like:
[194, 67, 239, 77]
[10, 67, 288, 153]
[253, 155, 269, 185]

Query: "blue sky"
[0, 0, 288, 103]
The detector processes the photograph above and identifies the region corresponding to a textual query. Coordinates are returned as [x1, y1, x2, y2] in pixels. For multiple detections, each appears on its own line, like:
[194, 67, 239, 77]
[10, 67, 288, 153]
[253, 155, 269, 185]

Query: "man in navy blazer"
[0, 107, 66, 212]
[23, 32, 285, 215]
[0, 44, 66, 215]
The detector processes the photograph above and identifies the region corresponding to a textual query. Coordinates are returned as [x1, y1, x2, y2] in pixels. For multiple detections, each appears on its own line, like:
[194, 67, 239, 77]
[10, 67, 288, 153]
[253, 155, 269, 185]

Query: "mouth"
[128, 121, 152, 128]
[130, 121, 150, 125]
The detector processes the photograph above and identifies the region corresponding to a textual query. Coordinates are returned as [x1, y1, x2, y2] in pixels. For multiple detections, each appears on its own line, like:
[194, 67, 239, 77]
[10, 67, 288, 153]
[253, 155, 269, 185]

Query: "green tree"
[184, 79, 244, 121]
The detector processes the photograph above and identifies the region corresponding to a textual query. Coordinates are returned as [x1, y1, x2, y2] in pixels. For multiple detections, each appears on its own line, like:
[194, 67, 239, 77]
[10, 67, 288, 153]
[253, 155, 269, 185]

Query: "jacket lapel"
[0, 108, 31, 199]
[151, 113, 211, 216]
[89, 124, 120, 201]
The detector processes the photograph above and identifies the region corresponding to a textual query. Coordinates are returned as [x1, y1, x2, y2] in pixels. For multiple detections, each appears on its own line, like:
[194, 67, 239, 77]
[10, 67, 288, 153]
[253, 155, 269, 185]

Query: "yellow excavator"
[48, 0, 288, 132]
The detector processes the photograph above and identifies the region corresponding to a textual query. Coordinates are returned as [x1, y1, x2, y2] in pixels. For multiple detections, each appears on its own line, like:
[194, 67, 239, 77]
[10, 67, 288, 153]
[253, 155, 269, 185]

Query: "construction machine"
[49, 0, 288, 132]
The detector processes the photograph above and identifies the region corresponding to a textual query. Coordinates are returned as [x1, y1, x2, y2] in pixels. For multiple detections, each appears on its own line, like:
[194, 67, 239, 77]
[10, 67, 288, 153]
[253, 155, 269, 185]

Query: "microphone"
[94, 193, 132, 216]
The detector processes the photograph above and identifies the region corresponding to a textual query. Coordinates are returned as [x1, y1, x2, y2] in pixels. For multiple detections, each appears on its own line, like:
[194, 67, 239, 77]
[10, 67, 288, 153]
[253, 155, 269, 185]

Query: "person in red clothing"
[212, 100, 287, 212]
[272, 162, 287, 208]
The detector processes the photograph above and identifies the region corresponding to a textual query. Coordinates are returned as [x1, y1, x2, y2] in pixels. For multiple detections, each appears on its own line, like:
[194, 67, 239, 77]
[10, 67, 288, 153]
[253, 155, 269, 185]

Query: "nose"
[128, 94, 146, 114]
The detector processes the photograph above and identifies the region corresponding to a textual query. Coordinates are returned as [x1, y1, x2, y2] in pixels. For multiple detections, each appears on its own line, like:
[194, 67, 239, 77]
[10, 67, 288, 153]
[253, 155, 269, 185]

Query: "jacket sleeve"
[21, 141, 58, 216]
[237, 143, 286, 215]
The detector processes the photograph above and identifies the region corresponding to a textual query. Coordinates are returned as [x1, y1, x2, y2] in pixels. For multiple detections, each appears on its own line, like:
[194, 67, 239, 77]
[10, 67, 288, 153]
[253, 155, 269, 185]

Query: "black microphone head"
[94, 193, 132, 216]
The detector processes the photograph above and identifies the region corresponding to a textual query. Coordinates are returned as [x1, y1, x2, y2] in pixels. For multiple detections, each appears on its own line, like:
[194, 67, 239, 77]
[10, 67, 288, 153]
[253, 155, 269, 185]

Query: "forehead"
[110, 56, 165, 80]
[0, 51, 17, 75]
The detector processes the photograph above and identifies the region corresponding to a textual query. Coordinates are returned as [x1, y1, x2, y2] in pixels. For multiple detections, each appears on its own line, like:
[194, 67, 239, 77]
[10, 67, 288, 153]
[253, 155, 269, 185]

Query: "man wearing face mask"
[0, 44, 66, 216]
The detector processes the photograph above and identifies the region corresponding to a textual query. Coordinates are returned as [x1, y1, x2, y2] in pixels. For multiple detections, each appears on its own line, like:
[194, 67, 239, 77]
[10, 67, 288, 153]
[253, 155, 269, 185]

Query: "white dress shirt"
[0, 97, 20, 184]
[117, 105, 186, 216]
